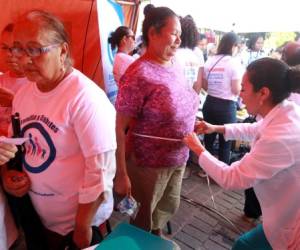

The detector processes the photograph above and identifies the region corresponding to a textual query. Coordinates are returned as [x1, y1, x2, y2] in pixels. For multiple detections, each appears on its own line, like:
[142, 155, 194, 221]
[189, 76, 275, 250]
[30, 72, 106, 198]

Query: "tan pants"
[127, 160, 185, 231]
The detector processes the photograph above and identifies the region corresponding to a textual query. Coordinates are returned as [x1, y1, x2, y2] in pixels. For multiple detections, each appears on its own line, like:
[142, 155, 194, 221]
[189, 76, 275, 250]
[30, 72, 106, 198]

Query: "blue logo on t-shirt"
[21, 122, 56, 173]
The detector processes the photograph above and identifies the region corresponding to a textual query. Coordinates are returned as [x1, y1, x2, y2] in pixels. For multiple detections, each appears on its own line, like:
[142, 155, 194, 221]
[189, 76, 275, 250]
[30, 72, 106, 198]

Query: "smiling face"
[125, 30, 136, 52]
[254, 37, 264, 51]
[13, 20, 67, 90]
[148, 16, 181, 64]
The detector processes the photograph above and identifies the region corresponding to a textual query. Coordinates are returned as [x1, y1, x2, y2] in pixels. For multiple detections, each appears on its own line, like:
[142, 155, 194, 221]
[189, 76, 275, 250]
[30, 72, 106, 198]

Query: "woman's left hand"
[73, 225, 92, 249]
[183, 132, 205, 156]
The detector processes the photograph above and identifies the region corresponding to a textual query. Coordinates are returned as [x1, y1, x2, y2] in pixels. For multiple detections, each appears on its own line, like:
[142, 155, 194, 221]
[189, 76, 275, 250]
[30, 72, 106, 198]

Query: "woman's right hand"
[2, 169, 31, 197]
[114, 173, 131, 197]
[195, 120, 216, 134]
[0, 142, 18, 165]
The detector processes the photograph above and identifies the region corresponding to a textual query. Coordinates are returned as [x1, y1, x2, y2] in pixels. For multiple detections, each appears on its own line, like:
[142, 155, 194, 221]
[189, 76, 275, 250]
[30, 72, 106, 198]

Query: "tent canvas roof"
[150, 0, 300, 33]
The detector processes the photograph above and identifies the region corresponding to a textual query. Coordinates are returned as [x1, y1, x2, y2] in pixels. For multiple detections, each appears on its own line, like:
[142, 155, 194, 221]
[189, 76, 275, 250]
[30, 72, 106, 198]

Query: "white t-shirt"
[241, 49, 267, 67]
[0, 72, 28, 136]
[193, 47, 205, 66]
[12, 68, 117, 235]
[176, 48, 204, 89]
[204, 55, 244, 101]
[113, 52, 135, 86]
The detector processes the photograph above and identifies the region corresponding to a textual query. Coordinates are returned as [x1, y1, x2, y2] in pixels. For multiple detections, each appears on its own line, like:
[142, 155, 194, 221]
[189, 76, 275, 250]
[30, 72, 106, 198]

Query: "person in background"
[201, 32, 244, 165]
[281, 41, 300, 66]
[195, 33, 208, 62]
[0, 23, 28, 136]
[206, 42, 217, 59]
[241, 34, 266, 67]
[0, 142, 18, 250]
[108, 26, 135, 86]
[184, 57, 300, 250]
[176, 15, 204, 93]
[114, 6, 198, 244]
[2, 10, 116, 249]
[281, 41, 300, 105]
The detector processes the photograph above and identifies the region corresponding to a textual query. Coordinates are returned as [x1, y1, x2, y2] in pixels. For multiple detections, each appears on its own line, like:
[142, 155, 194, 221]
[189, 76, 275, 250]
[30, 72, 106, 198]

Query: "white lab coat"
[199, 100, 300, 250]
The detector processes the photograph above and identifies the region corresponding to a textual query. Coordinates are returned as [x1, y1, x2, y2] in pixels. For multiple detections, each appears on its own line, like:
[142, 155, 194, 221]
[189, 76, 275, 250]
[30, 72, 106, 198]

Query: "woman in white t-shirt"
[108, 26, 136, 86]
[202, 32, 244, 164]
[241, 34, 266, 67]
[2, 10, 116, 250]
[175, 15, 204, 93]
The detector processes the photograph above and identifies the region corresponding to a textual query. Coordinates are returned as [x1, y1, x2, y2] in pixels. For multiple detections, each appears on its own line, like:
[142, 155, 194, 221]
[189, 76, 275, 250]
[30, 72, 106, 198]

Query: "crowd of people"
[1, 4, 300, 250]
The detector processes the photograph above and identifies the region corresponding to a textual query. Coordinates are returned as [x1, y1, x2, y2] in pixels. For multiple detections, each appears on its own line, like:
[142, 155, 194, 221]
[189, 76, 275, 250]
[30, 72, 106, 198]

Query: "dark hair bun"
[286, 66, 300, 93]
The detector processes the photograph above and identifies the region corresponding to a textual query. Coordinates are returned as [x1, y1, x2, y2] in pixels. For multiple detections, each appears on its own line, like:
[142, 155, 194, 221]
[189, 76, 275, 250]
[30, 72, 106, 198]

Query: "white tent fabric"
[150, 0, 300, 32]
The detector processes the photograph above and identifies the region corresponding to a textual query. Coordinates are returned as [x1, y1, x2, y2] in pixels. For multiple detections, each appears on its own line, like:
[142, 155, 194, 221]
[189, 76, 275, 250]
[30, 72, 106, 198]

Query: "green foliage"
[265, 32, 296, 49]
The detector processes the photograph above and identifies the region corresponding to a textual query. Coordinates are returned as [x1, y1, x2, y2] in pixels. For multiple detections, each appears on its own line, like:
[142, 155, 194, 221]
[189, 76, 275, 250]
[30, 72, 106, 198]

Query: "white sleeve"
[224, 121, 261, 141]
[79, 150, 116, 204]
[114, 55, 135, 83]
[71, 88, 116, 157]
[199, 138, 294, 190]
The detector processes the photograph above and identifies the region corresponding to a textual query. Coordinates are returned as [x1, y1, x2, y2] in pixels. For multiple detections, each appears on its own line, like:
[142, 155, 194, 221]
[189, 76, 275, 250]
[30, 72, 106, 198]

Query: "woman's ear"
[259, 86, 271, 103]
[120, 36, 128, 46]
[148, 26, 157, 42]
[60, 42, 68, 64]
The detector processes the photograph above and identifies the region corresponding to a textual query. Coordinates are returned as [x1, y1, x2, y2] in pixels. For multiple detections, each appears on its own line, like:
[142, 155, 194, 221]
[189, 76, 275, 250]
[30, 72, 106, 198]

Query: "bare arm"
[193, 67, 204, 94]
[202, 78, 208, 91]
[73, 193, 105, 248]
[114, 113, 133, 196]
[231, 79, 242, 96]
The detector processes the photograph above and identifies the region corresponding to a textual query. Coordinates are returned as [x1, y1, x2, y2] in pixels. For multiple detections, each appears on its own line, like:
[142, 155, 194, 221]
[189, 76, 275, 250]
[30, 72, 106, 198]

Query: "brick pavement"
[110, 162, 260, 250]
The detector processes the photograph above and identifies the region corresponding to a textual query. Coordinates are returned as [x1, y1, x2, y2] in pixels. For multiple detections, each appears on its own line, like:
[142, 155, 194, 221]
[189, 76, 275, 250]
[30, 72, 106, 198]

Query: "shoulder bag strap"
[207, 55, 226, 80]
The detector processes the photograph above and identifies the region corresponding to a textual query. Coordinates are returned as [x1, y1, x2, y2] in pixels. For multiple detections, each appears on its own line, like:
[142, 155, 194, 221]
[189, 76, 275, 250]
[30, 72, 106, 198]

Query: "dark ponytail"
[247, 58, 300, 104]
[286, 66, 300, 93]
[108, 26, 131, 50]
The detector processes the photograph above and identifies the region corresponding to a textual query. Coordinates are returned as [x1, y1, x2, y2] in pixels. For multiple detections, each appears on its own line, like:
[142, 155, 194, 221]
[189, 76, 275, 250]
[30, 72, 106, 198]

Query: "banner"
[97, 0, 124, 104]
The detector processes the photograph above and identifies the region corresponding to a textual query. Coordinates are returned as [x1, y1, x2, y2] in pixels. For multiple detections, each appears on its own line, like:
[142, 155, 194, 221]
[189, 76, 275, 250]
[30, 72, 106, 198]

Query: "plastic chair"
[95, 222, 174, 250]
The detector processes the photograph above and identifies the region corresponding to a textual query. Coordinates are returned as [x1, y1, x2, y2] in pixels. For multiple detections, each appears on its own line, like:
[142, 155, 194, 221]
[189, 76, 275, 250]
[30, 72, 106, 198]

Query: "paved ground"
[110, 162, 260, 250]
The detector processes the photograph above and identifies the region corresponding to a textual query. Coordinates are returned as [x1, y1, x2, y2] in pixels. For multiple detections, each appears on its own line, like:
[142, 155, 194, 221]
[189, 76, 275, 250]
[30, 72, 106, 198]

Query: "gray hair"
[20, 10, 73, 69]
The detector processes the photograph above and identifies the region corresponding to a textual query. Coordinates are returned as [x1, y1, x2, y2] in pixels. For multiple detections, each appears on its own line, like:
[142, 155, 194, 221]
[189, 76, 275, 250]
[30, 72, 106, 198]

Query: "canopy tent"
[0, 0, 139, 92]
[149, 0, 300, 33]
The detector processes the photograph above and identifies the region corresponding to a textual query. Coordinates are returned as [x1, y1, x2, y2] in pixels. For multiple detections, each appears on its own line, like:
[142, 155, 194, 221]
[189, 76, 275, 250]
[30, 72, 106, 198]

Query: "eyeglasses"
[10, 44, 60, 58]
[1, 45, 13, 53]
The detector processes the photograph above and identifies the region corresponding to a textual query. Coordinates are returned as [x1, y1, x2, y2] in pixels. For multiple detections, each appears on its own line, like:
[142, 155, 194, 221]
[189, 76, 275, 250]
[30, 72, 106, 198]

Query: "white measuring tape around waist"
[132, 132, 183, 142]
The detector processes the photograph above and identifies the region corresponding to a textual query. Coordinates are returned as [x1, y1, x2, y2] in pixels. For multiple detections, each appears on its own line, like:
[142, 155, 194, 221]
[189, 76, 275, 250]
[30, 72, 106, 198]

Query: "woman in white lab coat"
[184, 57, 300, 250]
